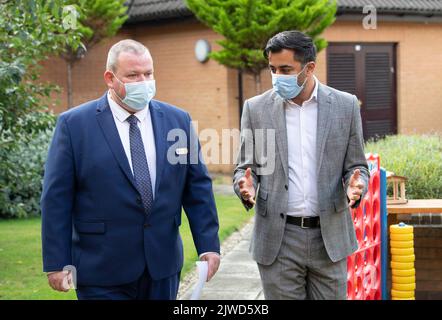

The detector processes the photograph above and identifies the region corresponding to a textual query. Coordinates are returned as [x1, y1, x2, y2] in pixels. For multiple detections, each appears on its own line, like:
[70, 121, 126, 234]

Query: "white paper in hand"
[61, 265, 77, 290]
[190, 261, 208, 300]
[61, 271, 73, 290]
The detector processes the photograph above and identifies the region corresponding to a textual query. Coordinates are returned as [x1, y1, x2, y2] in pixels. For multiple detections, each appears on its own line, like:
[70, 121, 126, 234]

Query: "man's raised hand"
[238, 168, 256, 207]
[347, 169, 365, 207]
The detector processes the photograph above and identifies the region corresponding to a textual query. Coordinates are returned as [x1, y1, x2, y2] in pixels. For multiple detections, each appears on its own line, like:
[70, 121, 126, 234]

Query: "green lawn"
[0, 194, 250, 300]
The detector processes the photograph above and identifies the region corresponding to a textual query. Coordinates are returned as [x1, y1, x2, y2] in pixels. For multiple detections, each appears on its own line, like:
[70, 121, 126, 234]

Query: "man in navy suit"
[41, 39, 220, 300]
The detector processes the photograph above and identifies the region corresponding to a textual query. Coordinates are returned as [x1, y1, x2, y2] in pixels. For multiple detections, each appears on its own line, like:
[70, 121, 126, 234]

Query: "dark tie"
[127, 115, 153, 215]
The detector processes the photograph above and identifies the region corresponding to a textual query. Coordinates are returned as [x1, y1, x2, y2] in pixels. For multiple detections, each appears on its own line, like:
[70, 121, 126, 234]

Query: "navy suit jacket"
[41, 93, 220, 286]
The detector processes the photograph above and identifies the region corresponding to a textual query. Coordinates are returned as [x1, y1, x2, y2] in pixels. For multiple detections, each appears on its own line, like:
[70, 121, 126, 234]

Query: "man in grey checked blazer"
[233, 31, 370, 300]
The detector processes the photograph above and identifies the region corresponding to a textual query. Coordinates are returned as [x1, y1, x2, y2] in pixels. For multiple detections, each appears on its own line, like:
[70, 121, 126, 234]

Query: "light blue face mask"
[271, 64, 309, 100]
[113, 74, 156, 111]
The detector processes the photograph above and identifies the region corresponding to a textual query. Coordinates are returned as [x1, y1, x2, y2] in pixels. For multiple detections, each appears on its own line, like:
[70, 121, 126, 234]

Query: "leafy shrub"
[0, 0, 80, 219]
[0, 112, 55, 218]
[365, 134, 442, 199]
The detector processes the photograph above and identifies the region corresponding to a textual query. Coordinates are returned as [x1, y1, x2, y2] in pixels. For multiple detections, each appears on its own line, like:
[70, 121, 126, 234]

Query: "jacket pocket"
[75, 222, 106, 234]
[256, 189, 268, 217]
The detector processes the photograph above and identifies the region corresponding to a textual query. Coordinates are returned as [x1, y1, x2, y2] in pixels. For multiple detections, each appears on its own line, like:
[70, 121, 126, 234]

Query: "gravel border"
[177, 218, 254, 300]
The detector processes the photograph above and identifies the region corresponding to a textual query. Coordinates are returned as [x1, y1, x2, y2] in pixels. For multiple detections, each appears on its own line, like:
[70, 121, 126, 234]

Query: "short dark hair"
[263, 30, 317, 65]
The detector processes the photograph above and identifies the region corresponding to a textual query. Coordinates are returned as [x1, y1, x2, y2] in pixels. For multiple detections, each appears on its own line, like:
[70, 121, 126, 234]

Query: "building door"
[327, 43, 397, 140]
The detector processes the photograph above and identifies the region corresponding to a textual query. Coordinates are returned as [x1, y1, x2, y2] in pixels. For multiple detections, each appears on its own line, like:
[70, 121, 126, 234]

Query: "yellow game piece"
[390, 233, 414, 241]
[392, 268, 415, 277]
[391, 289, 415, 298]
[390, 240, 414, 248]
[392, 275, 416, 284]
[391, 261, 414, 270]
[392, 255, 415, 263]
[391, 248, 414, 256]
[390, 224, 413, 234]
[392, 283, 416, 291]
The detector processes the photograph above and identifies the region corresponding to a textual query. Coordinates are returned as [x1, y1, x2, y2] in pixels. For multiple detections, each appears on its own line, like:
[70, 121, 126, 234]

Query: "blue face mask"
[113, 74, 156, 111]
[271, 64, 309, 100]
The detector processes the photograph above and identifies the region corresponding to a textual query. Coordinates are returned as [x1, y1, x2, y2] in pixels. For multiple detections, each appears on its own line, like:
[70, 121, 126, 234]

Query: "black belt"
[286, 216, 320, 229]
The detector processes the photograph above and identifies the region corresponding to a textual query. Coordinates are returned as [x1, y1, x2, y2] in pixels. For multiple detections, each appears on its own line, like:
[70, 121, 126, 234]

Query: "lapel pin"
[175, 147, 188, 155]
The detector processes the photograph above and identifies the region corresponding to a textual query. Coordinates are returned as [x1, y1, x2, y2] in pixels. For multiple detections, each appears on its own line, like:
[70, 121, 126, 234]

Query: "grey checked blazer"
[233, 82, 370, 265]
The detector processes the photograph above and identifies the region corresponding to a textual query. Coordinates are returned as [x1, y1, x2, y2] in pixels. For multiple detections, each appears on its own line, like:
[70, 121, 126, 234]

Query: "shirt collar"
[286, 75, 319, 106]
[107, 90, 149, 123]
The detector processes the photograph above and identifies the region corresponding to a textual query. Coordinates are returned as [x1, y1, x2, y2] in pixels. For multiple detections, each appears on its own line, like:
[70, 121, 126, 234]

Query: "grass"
[0, 194, 251, 300]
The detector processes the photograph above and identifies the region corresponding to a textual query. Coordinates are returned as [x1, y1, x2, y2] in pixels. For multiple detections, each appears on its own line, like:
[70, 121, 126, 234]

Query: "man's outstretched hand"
[347, 169, 365, 207]
[238, 168, 256, 207]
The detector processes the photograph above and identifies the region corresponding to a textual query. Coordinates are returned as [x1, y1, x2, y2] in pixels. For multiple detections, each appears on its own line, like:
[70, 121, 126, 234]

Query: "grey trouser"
[257, 222, 347, 300]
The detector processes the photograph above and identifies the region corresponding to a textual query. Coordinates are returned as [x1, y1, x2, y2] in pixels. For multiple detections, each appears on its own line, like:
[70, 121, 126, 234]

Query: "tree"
[0, 0, 82, 218]
[0, 0, 82, 142]
[186, 0, 337, 94]
[61, 0, 128, 108]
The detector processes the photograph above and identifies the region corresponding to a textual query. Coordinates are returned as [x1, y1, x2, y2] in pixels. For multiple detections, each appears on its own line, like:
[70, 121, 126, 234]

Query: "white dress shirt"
[285, 76, 320, 217]
[107, 92, 156, 199]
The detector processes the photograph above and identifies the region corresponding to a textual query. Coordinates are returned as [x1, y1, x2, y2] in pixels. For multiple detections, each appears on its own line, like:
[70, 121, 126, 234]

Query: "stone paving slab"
[180, 220, 264, 300]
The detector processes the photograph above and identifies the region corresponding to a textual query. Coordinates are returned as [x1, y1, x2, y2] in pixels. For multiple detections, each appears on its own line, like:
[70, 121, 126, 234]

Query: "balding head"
[106, 39, 151, 72]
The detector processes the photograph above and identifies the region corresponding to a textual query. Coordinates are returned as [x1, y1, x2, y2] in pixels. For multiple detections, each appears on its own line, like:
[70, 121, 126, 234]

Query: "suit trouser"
[76, 267, 180, 300]
[257, 221, 347, 300]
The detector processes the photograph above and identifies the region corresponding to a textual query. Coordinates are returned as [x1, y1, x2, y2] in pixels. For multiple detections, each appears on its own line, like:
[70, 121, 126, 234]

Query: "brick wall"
[40, 19, 236, 173]
[414, 227, 442, 299]
[40, 18, 442, 174]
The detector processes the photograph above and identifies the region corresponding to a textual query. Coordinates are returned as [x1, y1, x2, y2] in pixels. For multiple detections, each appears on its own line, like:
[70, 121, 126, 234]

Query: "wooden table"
[387, 199, 442, 220]
[387, 199, 442, 214]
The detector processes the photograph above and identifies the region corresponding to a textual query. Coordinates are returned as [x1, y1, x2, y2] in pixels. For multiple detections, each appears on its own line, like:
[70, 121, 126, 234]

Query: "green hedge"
[0, 113, 55, 219]
[365, 134, 442, 199]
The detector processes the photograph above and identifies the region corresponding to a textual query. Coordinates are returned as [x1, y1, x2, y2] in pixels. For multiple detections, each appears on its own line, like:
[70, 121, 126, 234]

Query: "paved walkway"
[179, 220, 264, 300]
[212, 184, 235, 196]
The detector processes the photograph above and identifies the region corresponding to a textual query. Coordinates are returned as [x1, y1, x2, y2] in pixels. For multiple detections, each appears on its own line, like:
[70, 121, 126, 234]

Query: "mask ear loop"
[298, 63, 310, 88]
[110, 72, 126, 103]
